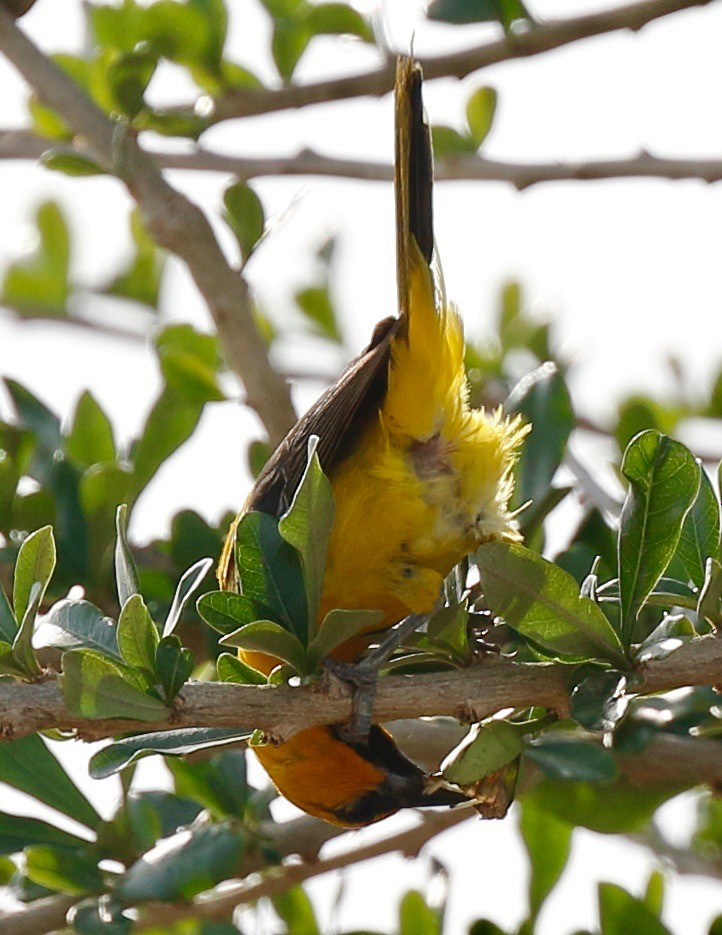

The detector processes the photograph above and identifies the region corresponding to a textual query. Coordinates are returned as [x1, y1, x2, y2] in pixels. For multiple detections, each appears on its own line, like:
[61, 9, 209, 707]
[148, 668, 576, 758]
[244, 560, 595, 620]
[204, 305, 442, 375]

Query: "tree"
[0, 0, 721, 932]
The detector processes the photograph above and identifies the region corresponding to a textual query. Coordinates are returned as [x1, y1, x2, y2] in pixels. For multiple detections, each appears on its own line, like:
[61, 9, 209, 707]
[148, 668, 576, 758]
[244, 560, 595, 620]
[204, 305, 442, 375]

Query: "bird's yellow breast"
[319, 257, 525, 627]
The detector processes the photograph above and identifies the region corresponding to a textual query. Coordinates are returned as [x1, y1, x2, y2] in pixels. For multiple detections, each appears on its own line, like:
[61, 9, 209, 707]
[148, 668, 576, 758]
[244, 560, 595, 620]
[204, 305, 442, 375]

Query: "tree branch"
[0, 11, 296, 447]
[8, 128, 722, 188]
[153, 0, 716, 127]
[1, 633, 721, 743]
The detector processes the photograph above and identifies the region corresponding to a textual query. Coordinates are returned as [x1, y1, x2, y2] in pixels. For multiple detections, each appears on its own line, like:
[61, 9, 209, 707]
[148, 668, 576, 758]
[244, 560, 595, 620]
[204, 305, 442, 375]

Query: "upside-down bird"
[218, 57, 527, 827]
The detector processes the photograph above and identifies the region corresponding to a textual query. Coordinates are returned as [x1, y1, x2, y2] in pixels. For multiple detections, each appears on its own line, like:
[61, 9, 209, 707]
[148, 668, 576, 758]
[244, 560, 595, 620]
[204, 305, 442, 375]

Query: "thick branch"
[8, 129, 722, 188]
[157, 0, 716, 126]
[0, 11, 296, 447]
[1, 633, 721, 743]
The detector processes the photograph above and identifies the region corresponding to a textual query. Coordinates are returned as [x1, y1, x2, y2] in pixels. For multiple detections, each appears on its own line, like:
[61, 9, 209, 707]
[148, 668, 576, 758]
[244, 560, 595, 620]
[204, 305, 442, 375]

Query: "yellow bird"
[218, 57, 526, 827]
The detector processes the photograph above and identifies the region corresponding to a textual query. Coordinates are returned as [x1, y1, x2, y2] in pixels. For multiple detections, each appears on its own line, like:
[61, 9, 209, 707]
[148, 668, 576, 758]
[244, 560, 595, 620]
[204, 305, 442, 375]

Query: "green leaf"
[428, 0, 531, 26]
[89, 728, 251, 779]
[698, 558, 722, 629]
[117, 823, 245, 902]
[131, 388, 203, 497]
[115, 504, 140, 608]
[215, 652, 267, 684]
[219, 620, 307, 674]
[168, 750, 249, 819]
[635, 613, 695, 663]
[0, 734, 101, 830]
[618, 431, 700, 644]
[506, 362, 574, 511]
[156, 330, 225, 405]
[106, 48, 157, 118]
[197, 590, 278, 635]
[307, 608, 383, 669]
[431, 125, 477, 159]
[163, 557, 213, 637]
[0, 583, 17, 643]
[466, 86, 497, 147]
[67, 899, 133, 935]
[271, 17, 311, 82]
[296, 285, 341, 342]
[40, 150, 105, 177]
[43, 598, 121, 659]
[223, 180, 265, 261]
[644, 870, 665, 919]
[142, 0, 212, 67]
[0, 812, 88, 856]
[442, 720, 522, 786]
[234, 510, 308, 641]
[155, 635, 194, 701]
[25, 845, 104, 895]
[306, 3, 373, 41]
[476, 542, 626, 665]
[398, 890, 440, 935]
[66, 391, 116, 468]
[278, 435, 335, 636]
[12, 580, 42, 676]
[13, 524, 55, 625]
[118, 594, 159, 672]
[104, 209, 165, 309]
[519, 797, 572, 920]
[598, 883, 673, 935]
[525, 737, 618, 782]
[675, 466, 721, 588]
[1, 201, 70, 317]
[570, 669, 628, 732]
[62, 649, 169, 721]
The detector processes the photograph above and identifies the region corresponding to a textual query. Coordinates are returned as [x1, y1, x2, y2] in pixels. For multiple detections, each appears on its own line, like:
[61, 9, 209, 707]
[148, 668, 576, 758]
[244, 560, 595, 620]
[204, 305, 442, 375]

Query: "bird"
[217, 56, 527, 827]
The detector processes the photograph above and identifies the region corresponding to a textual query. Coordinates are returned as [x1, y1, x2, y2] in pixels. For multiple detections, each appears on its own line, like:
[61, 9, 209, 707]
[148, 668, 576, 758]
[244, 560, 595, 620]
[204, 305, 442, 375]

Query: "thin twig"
[0, 10, 296, 447]
[155, 0, 716, 126]
[9, 129, 722, 188]
[1, 632, 721, 743]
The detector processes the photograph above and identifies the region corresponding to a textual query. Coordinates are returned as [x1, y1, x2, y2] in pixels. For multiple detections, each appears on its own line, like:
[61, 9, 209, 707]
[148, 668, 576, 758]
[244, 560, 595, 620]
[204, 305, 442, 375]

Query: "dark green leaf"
[675, 466, 721, 588]
[506, 362, 574, 510]
[519, 797, 572, 920]
[62, 649, 169, 721]
[66, 391, 116, 468]
[43, 598, 120, 659]
[234, 510, 308, 641]
[155, 635, 194, 701]
[0, 582, 16, 643]
[525, 737, 618, 782]
[89, 728, 251, 779]
[163, 557, 213, 637]
[219, 620, 306, 674]
[466, 86, 497, 147]
[598, 882, 672, 935]
[25, 845, 104, 895]
[117, 822, 245, 902]
[635, 614, 695, 663]
[0, 812, 88, 856]
[223, 180, 265, 261]
[40, 150, 105, 177]
[106, 49, 157, 118]
[428, 0, 530, 26]
[248, 438, 272, 478]
[216, 652, 267, 684]
[618, 431, 700, 644]
[12, 580, 42, 676]
[0, 734, 101, 830]
[67, 898, 133, 934]
[118, 594, 159, 672]
[197, 590, 278, 635]
[13, 524, 55, 624]
[476, 542, 626, 665]
[279, 435, 334, 636]
[115, 504, 140, 608]
[131, 388, 203, 497]
[570, 669, 628, 732]
[442, 720, 522, 786]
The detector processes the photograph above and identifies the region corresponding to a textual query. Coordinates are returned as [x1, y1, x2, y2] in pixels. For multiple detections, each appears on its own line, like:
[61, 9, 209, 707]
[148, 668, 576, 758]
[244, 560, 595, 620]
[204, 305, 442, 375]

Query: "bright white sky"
[1, 1, 722, 932]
